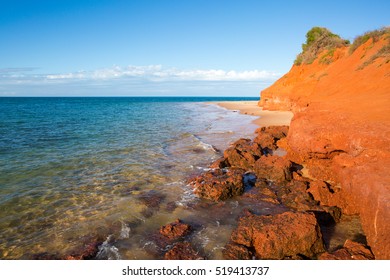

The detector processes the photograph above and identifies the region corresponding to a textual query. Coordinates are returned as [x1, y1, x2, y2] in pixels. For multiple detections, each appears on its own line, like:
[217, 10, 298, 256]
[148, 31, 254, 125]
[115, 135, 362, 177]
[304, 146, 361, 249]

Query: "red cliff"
[259, 27, 390, 259]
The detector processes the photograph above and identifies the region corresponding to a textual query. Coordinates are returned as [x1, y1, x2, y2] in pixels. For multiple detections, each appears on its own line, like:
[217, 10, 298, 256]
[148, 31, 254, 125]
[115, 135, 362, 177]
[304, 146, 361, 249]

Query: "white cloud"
[42, 65, 280, 82]
[0, 65, 281, 96]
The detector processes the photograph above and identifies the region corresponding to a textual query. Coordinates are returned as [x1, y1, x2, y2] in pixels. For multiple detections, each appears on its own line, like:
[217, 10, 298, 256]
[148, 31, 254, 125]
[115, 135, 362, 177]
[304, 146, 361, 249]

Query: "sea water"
[0, 97, 366, 259]
[0, 97, 263, 259]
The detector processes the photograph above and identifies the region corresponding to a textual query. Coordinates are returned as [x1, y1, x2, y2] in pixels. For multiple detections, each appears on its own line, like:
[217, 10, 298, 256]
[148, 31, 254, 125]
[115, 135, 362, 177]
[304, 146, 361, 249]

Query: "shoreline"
[211, 101, 294, 127]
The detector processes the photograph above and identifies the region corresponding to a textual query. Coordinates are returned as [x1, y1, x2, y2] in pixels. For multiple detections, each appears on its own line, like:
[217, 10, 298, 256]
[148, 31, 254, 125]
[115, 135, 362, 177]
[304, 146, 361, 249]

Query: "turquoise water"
[0, 97, 264, 259]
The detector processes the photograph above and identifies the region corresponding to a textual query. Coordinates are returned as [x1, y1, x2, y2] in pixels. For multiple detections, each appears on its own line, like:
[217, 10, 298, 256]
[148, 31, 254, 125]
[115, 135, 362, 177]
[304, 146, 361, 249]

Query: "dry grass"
[349, 27, 390, 54]
[357, 44, 390, 70]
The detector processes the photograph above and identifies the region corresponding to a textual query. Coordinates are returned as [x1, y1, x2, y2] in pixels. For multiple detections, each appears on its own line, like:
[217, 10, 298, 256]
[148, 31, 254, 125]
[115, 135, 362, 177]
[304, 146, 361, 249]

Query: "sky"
[0, 0, 389, 97]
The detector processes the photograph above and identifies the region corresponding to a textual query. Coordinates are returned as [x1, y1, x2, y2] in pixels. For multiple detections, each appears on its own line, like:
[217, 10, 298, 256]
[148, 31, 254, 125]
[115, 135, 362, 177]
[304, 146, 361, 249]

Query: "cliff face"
[260, 30, 390, 259]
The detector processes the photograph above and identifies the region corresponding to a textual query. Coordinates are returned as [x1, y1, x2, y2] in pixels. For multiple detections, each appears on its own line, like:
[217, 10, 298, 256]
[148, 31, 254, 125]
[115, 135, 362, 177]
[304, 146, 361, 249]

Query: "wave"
[95, 235, 121, 260]
[163, 132, 220, 157]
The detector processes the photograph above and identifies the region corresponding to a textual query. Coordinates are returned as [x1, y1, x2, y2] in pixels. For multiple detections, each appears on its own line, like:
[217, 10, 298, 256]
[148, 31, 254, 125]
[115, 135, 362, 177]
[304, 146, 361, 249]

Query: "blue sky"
[1, 0, 389, 96]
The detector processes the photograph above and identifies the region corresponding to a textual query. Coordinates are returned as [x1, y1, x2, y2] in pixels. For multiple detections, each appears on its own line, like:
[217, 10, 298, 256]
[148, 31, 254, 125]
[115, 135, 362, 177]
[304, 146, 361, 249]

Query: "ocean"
[0, 96, 267, 259]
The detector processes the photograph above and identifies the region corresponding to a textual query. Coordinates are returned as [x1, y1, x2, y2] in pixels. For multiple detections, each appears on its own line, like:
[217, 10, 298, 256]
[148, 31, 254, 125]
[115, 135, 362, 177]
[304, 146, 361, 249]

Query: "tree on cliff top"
[294, 27, 349, 65]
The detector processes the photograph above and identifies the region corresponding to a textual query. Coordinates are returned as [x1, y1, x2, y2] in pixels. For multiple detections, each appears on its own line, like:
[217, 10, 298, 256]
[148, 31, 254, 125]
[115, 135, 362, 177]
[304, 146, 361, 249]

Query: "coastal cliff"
[260, 27, 390, 259]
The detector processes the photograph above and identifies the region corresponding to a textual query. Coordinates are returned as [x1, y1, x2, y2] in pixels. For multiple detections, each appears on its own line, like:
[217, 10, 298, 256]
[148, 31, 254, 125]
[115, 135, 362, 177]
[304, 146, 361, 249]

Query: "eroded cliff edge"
[259, 27, 390, 259]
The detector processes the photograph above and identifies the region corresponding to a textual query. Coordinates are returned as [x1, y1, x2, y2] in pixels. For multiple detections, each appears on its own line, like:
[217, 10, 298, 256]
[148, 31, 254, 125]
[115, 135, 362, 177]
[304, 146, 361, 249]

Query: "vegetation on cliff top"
[294, 27, 349, 65]
[351, 27, 390, 70]
[349, 26, 390, 54]
[295, 26, 390, 66]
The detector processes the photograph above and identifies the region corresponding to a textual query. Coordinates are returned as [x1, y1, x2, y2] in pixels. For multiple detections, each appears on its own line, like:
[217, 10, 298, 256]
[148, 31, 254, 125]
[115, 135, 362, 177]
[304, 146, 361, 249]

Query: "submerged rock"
[62, 235, 103, 260]
[164, 242, 205, 260]
[159, 219, 192, 239]
[138, 190, 166, 209]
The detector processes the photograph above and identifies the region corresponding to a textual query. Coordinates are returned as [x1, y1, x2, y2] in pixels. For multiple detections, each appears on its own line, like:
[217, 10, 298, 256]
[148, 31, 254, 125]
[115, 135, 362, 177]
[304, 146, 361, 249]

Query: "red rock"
[159, 219, 192, 239]
[318, 239, 374, 260]
[230, 211, 324, 259]
[255, 126, 289, 139]
[209, 157, 229, 169]
[254, 126, 289, 151]
[223, 242, 253, 260]
[223, 138, 262, 170]
[189, 168, 245, 201]
[259, 30, 390, 259]
[242, 180, 279, 205]
[276, 180, 342, 224]
[164, 242, 204, 260]
[254, 155, 292, 184]
[253, 133, 276, 151]
[307, 180, 348, 210]
[277, 180, 315, 211]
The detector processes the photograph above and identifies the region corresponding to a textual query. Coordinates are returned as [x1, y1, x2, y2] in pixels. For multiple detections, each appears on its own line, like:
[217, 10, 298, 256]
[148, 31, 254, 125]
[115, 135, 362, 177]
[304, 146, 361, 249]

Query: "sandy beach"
[214, 101, 293, 127]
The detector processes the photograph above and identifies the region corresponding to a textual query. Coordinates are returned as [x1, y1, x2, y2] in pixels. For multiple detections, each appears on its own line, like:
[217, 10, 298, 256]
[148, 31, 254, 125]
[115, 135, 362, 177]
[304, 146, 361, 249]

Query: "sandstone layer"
[259, 30, 390, 259]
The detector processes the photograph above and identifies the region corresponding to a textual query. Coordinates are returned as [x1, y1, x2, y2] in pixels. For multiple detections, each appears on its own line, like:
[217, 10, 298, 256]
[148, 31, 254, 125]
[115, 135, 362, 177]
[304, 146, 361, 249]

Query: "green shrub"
[294, 27, 349, 65]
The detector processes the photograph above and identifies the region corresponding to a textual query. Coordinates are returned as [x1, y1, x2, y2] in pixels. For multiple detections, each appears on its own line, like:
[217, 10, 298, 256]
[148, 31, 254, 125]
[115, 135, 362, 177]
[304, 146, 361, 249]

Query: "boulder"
[189, 168, 245, 201]
[223, 138, 262, 169]
[254, 126, 289, 151]
[230, 211, 325, 259]
[254, 155, 292, 184]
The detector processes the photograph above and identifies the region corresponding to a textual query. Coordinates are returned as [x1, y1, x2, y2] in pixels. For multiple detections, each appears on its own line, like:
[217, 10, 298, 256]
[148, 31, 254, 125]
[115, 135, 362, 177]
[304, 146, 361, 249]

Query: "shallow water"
[0, 97, 262, 259]
[0, 97, 366, 259]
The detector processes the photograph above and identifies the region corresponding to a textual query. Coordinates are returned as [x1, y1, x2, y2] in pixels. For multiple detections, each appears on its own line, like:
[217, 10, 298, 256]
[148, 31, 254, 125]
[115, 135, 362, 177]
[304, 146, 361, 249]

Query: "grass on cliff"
[351, 27, 390, 70]
[294, 27, 350, 65]
[349, 27, 390, 54]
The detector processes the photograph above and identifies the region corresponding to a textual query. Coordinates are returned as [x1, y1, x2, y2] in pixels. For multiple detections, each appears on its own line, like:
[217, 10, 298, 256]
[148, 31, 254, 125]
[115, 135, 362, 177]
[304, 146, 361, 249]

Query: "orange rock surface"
[259, 35, 390, 259]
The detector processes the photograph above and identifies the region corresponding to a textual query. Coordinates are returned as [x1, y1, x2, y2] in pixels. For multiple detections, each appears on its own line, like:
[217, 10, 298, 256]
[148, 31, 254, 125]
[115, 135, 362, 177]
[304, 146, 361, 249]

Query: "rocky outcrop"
[258, 28, 390, 259]
[191, 126, 292, 202]
[229, 211, 325, 259]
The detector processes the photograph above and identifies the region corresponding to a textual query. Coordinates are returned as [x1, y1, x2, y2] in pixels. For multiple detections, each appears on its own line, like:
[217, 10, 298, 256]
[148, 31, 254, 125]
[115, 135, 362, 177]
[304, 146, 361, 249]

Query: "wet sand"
[214, 101, 293, 127]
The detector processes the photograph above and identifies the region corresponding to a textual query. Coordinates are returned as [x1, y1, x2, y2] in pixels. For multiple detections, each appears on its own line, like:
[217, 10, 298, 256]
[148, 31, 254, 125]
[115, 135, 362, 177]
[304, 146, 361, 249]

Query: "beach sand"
[214, 101, 293, 127]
